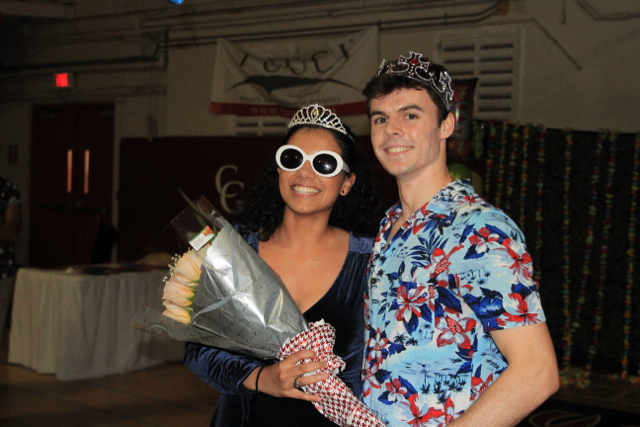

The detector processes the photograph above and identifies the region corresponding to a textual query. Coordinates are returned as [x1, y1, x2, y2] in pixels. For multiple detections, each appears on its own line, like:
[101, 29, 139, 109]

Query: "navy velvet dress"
[184, 231, 373, 427]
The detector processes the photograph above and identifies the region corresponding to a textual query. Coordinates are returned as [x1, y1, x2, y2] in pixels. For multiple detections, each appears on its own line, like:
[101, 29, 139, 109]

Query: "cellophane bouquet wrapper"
[131, 195, 385, 427]
[132, 195, 308, 359]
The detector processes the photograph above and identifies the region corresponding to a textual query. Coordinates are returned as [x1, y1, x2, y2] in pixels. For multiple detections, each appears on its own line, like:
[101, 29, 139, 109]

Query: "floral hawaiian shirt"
[361, 180, 546, 426]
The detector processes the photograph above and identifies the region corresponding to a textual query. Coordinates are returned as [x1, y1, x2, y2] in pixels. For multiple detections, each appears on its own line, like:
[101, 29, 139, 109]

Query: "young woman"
[184, 105, 382, 426]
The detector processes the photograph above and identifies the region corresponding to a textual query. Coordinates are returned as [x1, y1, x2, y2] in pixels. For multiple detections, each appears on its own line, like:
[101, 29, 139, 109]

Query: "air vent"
[439, 33, 519, 121]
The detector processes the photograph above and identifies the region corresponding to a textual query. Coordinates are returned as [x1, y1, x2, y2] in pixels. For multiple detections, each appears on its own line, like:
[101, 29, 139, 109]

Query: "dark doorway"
[29, 103, 115, 267]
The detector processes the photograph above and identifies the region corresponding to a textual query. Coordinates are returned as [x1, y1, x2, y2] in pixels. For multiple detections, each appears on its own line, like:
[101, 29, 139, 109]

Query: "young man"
[361, 52, 559, 426]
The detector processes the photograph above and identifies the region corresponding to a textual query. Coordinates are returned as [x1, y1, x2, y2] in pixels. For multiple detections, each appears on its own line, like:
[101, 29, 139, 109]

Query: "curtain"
[476, 121, 640, 384]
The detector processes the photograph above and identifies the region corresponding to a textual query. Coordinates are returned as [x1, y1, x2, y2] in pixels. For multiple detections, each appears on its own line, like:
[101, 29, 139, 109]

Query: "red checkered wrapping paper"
[277, 321, 386, 427]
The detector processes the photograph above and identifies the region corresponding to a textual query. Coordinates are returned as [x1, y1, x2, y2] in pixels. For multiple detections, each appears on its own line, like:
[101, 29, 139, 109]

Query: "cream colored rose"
[173, 249, 205, 283]
[161, 245, 211, 323]
[165, 273, 196, 293]
[164, 274, 196, 296]
[162, 300, 192, 324]
[163, 276, 195, 307]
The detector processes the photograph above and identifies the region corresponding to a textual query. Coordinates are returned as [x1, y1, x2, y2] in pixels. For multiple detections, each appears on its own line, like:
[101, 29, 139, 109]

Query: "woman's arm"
[184, 342, 264, 395]
[184, 342, 327, 400]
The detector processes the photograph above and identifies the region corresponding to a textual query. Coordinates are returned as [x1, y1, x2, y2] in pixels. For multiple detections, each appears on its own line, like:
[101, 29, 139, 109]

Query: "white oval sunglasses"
[275, 145, 350, 178]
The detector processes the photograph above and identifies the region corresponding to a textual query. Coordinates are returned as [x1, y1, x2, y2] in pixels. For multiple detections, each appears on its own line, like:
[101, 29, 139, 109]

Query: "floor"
[0, 326, 220, 427]
[553, 373, 640, 416]
[1, 325, 639, 427]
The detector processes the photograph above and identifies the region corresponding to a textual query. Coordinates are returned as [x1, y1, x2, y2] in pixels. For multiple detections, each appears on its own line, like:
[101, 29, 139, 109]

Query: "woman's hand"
[243, 350, 328, 402]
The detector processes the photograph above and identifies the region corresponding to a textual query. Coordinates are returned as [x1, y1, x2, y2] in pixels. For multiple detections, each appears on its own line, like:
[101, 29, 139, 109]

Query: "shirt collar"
[432, 179, 475, 204]
[383, 179, 474, 220]
[376, 180, 474, 248]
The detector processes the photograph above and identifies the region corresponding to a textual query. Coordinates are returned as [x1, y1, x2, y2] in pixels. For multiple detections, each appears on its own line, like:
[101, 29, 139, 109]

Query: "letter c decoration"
[215, 165, 245, 214]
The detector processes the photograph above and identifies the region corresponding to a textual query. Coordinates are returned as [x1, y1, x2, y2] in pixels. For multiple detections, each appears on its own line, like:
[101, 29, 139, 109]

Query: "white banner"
[210, 27, 378, 116]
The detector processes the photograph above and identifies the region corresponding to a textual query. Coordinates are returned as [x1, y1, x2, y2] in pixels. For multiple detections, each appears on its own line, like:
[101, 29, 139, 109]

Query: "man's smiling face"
[369, 88, 453, 181]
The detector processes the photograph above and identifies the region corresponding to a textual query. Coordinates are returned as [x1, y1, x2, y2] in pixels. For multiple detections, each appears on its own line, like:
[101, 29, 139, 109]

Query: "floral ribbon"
[494, 122, 510, 208]
[560, 128, 574, 383]
[484, 122, 497, 199]
[622, 132, 640, 381]
[610, 131, 640, 384]
[277, 322, 385, 427]
[505, 122, 520, 214]
[585, 130, 618, 380]
[518, 125, 530, 229]
[561, 130, 605, 386]
[533, 126, 546, 284]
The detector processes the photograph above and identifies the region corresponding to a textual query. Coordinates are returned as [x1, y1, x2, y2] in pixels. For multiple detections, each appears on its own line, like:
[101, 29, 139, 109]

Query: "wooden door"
[29, 103, 114, 267]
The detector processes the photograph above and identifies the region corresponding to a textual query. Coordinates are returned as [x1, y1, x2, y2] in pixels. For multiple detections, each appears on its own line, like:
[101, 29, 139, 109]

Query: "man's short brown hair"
[362, 66, 451, 125]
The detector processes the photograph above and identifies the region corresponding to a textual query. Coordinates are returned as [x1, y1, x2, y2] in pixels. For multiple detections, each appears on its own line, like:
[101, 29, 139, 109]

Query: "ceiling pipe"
[138, 3, 494, 34]
[576, 0, 640, 21]
[4, 1, 504, 51]
[164, 2, 501, 46]
[0, 1, 74, 19]
[17, 0, 504, 44]
[0, 31, 167, 75]
[140, 0, 500, 25]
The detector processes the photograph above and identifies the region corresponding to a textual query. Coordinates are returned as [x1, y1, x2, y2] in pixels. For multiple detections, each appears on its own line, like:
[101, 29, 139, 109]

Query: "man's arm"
[450, 322, 559, 427]
[0, 204, 21, 242]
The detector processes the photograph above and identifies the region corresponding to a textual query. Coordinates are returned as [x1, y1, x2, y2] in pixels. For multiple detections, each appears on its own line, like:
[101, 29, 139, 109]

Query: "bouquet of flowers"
[132, 193, 384, 427]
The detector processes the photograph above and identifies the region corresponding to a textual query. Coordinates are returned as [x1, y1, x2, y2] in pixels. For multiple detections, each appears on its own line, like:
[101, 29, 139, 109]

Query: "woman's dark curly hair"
[236, 124, 383, 241]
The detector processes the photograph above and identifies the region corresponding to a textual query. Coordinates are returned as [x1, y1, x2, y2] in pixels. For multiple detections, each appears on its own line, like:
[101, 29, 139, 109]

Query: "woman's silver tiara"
[288, 104, 351, 138]
[376, 51, 454, 112]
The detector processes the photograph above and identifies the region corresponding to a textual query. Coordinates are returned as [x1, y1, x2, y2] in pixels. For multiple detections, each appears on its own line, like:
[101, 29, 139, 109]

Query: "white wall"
[1, 0, 639, 265]
[515, 0, 640, 131]
[166, 46, 227, 136]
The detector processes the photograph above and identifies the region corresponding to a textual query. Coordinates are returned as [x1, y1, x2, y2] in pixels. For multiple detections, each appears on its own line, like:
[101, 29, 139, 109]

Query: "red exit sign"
[54, 72, 75, 89]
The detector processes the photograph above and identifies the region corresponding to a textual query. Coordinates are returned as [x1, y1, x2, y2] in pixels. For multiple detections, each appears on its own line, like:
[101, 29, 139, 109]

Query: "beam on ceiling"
[0, 1, 74, 19]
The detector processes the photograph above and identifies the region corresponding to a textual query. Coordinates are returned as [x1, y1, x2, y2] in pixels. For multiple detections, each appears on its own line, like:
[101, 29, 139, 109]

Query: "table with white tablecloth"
[8, 267, 184, 380]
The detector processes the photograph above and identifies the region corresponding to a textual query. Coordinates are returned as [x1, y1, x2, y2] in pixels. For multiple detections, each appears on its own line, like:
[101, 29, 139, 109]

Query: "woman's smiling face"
[277, 127, 355, 218]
